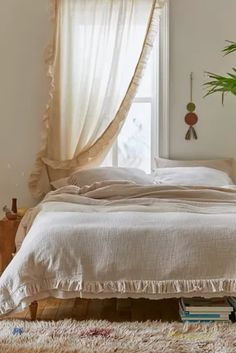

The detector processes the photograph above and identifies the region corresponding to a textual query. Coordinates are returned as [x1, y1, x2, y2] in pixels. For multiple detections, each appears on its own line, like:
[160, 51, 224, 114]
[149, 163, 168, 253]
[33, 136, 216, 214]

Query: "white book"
[181, 298, 233, 312]
[179, 300, 232, 316]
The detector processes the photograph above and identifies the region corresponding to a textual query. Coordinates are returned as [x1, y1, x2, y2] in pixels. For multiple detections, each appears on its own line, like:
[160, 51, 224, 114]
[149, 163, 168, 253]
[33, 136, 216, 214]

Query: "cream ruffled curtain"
[30, 0, 166, 198]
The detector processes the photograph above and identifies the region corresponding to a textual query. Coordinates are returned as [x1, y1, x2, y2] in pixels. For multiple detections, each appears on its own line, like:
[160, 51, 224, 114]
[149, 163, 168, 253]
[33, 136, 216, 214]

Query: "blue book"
[181, 312, 228, 319]
[182, 319, 230, 323]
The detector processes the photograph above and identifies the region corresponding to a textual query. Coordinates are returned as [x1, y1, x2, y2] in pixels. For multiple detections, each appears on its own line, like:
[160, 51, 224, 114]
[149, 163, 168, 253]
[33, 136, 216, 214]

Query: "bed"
[1, 165, 236, 319]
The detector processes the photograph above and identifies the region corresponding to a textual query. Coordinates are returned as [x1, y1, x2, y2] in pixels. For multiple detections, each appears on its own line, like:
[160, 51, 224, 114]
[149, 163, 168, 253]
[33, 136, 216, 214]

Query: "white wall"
[0, 0, 51, 214]
[169, 0, 236, 178]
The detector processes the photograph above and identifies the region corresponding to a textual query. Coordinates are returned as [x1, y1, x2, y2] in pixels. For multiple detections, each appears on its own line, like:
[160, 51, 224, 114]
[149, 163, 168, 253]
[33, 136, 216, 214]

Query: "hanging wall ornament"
[185, 72, 198, 140]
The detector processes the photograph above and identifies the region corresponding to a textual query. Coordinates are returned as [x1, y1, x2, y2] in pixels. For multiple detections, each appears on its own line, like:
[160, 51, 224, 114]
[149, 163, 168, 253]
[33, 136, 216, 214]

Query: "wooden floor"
[6, 298, 180, 322]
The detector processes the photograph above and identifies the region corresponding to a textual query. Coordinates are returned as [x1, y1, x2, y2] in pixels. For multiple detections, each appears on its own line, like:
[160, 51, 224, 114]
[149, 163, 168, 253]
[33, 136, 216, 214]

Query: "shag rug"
[0, 319, 236, 353]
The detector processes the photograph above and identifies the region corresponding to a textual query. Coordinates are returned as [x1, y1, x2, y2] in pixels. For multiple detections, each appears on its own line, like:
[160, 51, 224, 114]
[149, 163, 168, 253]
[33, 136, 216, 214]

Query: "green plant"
[204, 41, 236, 103]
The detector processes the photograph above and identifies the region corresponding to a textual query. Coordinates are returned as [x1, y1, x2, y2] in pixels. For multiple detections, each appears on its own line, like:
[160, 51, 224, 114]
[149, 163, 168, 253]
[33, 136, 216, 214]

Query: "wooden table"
[0, 218, 21, 274]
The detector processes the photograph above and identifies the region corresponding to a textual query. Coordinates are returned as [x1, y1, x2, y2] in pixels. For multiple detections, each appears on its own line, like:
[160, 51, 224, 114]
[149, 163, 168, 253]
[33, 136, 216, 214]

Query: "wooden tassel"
[184, 73, 199, 140]
[185, 126, 198, 140]
[185, 128, 191, 140]
[192, 126, 198, 139]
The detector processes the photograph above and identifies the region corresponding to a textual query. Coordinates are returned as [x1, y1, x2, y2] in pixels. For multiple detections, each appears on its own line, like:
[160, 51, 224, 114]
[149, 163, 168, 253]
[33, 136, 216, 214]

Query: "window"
[102, 38, 159, 173]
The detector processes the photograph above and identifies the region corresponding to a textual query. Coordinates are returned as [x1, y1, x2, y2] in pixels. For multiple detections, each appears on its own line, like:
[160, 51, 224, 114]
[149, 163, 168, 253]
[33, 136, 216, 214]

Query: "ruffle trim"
[1, 278, 236, 316]
[28, 0, 164, 198]
[41, 1, 160, 171]
[49, 0, 58, 21]
[28, 0, 59, 198]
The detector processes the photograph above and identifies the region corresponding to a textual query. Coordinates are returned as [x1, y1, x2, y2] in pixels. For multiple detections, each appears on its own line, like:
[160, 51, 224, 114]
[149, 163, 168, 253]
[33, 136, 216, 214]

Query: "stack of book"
[179, 298, 233, 322]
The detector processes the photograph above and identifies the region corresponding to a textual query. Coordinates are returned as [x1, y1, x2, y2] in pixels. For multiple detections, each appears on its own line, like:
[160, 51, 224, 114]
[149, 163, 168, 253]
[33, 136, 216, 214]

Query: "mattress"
[1, 182, 236, 315]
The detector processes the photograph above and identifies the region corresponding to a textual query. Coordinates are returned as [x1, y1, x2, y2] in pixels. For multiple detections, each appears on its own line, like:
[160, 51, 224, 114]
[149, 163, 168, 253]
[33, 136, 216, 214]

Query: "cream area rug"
[1, 319, 236, 353]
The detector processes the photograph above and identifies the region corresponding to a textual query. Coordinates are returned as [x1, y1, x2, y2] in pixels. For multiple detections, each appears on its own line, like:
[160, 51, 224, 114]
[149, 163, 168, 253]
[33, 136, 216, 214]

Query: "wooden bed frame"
[29, 301, 38, 321]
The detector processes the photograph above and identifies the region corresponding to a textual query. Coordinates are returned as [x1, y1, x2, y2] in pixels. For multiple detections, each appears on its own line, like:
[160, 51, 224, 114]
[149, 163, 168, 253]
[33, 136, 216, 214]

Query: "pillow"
[50, 177, 69, 190]
[68, 167, 154, 187]
[153, 167, 233, 186]
[155, 157, 233, 177]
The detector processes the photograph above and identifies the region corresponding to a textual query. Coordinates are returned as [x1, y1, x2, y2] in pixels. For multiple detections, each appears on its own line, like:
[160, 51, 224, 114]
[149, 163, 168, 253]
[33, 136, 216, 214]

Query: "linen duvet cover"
[1, 181, 236, 315]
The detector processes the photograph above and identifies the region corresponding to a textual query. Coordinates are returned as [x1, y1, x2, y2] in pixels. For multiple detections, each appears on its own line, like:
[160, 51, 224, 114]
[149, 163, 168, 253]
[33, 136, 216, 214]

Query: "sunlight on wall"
[0, 0, 52, 215]
[169, 0, 236, 180]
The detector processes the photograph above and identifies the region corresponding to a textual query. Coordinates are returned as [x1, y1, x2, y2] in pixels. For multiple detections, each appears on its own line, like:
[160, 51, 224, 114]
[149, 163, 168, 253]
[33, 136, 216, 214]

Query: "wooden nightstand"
[0, 218, 21, 274]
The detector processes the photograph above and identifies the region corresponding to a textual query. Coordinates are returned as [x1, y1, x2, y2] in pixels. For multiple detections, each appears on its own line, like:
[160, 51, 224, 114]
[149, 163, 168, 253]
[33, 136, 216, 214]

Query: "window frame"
[158, 0, 170, 159]
[105, 1, 169, 171]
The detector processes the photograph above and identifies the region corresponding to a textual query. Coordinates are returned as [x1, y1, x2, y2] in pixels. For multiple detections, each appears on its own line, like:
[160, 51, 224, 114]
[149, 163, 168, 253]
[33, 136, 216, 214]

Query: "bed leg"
[29, 301, 38, 321]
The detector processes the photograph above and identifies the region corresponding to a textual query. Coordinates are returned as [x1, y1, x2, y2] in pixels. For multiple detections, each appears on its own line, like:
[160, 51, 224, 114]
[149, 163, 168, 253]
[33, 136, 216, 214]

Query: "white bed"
[1, 167, 236, 317]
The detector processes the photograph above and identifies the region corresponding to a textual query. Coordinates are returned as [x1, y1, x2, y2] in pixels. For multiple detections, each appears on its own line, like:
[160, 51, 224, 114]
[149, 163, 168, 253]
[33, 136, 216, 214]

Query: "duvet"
[1, 181, 236, 315]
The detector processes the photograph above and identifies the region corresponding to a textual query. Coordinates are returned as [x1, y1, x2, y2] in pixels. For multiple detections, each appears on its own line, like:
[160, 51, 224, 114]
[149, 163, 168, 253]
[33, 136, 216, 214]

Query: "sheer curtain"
[30, 0, 166, 197]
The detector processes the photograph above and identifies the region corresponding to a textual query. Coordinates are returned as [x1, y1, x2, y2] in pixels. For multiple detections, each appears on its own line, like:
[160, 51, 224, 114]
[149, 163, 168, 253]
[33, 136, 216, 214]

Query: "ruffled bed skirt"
[1, 278, 236, 316]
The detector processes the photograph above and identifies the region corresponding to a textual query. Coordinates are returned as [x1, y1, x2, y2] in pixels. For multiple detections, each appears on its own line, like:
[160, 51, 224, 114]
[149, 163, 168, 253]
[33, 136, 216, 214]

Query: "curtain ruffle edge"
[29, 0, 166, 198]
[28, 0, 59, 198]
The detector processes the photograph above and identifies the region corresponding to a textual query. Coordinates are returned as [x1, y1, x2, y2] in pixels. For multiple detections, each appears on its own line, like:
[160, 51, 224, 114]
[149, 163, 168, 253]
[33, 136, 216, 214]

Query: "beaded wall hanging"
[185, 72, 198, 140]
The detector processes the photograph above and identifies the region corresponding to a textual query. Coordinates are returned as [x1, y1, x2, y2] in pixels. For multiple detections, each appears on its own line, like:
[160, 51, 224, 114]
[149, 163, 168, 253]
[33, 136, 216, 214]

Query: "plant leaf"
[222, 40, 236, 56]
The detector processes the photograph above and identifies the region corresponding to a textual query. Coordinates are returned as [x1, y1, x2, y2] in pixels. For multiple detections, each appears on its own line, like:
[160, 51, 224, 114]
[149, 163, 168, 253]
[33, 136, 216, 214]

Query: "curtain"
[30, 0, 166, 198]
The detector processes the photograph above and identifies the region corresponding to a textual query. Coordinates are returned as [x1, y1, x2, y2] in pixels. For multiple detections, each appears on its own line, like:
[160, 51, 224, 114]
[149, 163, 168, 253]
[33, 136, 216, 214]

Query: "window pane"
[102, 149, 113, 167]
[118, 103, 151, 173]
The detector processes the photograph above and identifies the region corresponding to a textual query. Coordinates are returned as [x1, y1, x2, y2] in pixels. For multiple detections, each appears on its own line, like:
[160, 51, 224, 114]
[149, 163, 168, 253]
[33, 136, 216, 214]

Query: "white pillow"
[50, 177, 69, 190]
[68, 167, 154, 187]
[153, 167, 233, 186]
[155, 157, 233, 177]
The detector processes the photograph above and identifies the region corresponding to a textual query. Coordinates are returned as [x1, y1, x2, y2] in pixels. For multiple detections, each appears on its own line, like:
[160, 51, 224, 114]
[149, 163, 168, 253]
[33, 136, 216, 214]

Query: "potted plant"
[205, 41, 236, 103]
